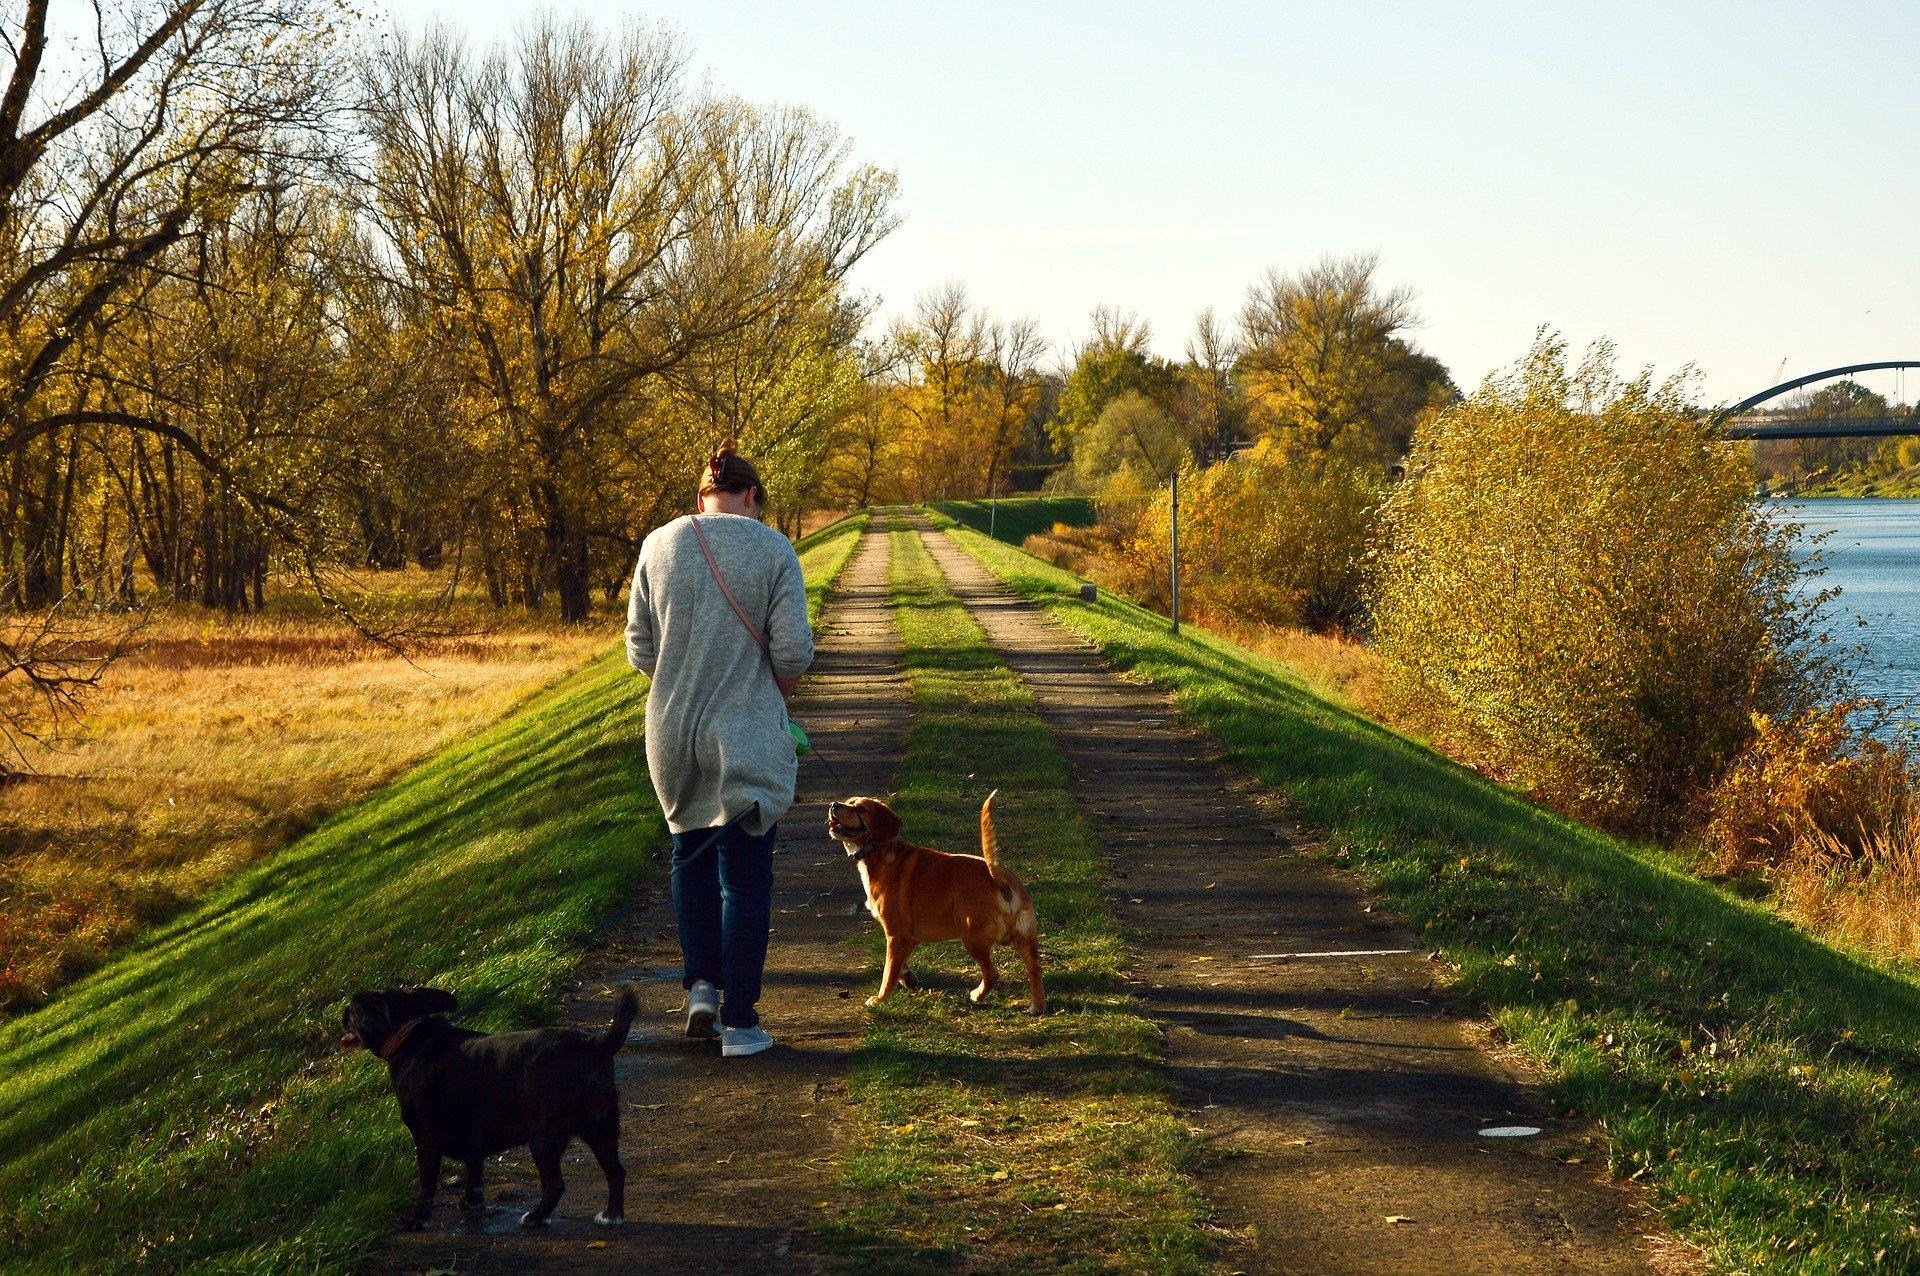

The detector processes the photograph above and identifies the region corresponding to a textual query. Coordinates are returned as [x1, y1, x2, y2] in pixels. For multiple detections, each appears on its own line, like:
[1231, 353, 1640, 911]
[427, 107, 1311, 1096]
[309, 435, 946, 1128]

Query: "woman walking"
[625, 443, 814, 1057]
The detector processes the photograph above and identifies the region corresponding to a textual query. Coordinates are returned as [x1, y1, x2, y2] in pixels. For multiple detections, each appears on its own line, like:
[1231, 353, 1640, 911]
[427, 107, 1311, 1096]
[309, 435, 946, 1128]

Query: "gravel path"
[915, 520, 1669, 1275]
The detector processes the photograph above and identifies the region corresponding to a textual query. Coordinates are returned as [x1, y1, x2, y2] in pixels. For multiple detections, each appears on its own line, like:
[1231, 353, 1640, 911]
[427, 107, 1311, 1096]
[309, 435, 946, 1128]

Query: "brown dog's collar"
[379, 1015, 427, 1060]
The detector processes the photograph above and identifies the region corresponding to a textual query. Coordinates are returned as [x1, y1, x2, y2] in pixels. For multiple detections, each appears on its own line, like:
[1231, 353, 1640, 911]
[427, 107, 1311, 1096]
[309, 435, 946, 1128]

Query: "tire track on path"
[385, 515, 909, 1274]
[914, 518, 1666, 1275]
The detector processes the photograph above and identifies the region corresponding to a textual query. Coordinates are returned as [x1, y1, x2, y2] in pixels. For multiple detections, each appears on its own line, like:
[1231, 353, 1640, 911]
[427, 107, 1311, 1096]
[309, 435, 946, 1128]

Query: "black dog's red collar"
[379, 1016, 427, 1060]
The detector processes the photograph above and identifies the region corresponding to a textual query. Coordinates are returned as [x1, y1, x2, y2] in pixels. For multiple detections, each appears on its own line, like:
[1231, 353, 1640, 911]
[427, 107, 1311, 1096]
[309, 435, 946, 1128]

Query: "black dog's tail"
[601, 985, 639, 1057]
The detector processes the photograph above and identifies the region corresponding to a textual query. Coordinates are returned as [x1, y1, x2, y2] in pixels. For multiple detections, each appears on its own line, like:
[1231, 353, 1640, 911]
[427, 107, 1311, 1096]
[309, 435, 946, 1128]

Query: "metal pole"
[989, 492, 997, 541]
[1170, 470, 1180, 636]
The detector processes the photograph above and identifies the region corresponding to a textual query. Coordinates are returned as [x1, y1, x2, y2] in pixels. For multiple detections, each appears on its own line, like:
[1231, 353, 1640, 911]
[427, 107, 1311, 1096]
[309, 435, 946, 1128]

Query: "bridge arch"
[1714, 362, 1920, 440]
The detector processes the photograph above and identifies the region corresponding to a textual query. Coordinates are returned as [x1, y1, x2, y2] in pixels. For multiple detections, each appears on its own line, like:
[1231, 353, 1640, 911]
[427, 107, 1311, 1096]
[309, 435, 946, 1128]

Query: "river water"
[1781, 498, 1920, 709]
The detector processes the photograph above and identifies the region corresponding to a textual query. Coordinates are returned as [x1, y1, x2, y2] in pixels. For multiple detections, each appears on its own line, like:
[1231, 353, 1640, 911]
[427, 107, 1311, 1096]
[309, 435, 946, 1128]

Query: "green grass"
[800, 510, 869, 621]
[821, 528, 1208, 1273]
[1793, 476, 1920, 499]
[0, 517, 866, 1273]
[932, 496, 1095, 547]
[936, 513, 1920, 1275]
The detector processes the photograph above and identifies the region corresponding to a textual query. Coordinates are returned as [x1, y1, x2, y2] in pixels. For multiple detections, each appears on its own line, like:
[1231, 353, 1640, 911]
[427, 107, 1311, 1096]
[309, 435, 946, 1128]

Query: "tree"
[663, 290, 868, 540]
[1049, 305, 1179, 452]
[881, 283, 1043, 503]
[821, 337, 906, 510]
[0, 0, 346, 582]
[890, 283, 989, 502]
[361, 20, 895, 619]
[1238, 252, 1451, 466]
[1176, 307, 1246, 463]
[1051, 390, 1186, 504]
[981, 315, 1045, 499]
[0, 0, 346, 754]
[1128, 441, 1380, 632]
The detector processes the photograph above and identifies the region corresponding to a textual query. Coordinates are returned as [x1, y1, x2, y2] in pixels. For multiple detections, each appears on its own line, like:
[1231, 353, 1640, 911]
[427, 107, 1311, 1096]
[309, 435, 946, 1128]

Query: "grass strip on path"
[0, 516, 866, 1274]
[821, 527, 1208, 1274]
[936, 511, 1920, 1274]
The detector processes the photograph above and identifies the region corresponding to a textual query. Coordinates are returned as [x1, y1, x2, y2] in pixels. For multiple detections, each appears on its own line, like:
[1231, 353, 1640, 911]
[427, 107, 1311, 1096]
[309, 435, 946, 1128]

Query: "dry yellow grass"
[0, 586, 612, 1010]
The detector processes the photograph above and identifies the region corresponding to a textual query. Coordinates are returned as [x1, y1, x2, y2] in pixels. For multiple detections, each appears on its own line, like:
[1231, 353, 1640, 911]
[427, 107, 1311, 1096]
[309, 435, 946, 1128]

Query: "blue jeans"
[670, 820, 778, 1029]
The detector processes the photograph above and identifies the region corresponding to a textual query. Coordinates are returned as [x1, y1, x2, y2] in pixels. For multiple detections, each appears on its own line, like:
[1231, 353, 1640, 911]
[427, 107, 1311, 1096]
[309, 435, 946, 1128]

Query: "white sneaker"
[684, 980, 719, 1039]
[720, 1025, 775, 1057]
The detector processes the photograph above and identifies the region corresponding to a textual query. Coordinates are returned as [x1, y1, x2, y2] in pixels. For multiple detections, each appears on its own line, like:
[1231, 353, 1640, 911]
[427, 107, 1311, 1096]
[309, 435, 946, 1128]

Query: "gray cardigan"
[625, 513, 814, 835]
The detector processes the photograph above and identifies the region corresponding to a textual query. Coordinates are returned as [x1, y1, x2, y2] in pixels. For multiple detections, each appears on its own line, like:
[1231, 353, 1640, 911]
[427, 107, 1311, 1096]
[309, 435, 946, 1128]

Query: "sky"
[374, 1, 1919, 405]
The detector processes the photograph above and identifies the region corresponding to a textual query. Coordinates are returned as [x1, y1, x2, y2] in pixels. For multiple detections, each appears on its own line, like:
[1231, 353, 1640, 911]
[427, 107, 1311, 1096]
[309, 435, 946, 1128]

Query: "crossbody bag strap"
[688, 515, 774, 664]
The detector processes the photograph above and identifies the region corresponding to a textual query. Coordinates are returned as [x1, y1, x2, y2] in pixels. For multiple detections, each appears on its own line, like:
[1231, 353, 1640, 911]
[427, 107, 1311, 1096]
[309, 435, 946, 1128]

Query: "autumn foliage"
[1372, 335, 1835, 837]
[1124, 445, 1381, 633]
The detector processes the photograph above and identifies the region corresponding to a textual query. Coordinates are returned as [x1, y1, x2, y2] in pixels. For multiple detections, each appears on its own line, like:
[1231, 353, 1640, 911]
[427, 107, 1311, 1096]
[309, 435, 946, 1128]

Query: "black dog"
[341, 985, 638, 1229]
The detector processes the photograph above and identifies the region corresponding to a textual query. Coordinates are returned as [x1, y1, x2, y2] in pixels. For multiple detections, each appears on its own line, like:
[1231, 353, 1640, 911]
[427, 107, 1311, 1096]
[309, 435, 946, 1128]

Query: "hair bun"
[698, 439, 765, 503]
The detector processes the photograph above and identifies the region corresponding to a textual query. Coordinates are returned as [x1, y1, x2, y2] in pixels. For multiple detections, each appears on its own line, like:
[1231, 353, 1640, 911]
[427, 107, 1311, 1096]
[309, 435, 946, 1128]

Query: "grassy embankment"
[0, 513, 867, 1273]
[821, 527, 1208, 1271]
[0, 589, 611, 1012]
[936, 512, 1920, 1274]
[933, 495, 1095, 547]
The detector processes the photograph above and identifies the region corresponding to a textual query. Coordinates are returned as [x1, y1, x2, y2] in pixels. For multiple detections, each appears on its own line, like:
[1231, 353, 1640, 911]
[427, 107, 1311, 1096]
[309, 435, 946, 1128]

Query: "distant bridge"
[1713, 362, 1920, 439]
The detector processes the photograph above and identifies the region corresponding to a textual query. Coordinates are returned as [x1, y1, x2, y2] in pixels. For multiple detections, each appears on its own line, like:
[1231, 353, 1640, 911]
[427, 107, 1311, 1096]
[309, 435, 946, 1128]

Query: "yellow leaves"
[1374, 332, 1825, 839]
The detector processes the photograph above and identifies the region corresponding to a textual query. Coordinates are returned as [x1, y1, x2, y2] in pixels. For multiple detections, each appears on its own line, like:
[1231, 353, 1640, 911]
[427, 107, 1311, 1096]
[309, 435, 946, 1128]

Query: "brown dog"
[827, 791, 1044, 1015]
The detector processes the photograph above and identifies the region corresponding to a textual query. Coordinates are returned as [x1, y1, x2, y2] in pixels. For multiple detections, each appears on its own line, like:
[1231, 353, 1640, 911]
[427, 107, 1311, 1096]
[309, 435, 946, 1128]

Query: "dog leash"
[664, 801, 758, 871]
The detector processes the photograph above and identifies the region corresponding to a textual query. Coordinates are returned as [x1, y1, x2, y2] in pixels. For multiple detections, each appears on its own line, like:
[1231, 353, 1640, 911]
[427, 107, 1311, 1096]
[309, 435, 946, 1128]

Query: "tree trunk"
[548, 509, 591, 622]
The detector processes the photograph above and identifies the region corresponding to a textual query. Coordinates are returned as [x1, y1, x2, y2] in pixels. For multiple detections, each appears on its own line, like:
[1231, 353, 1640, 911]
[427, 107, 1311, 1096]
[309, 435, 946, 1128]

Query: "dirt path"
[385, 517, 908, 1274]
[915, 522, 1669, 1275]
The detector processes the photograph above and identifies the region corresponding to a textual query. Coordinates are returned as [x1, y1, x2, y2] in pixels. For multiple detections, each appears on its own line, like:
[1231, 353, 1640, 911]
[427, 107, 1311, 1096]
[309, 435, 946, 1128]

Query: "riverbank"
[1772, 469, 1920, 499]
[957, 498, 1920, 970]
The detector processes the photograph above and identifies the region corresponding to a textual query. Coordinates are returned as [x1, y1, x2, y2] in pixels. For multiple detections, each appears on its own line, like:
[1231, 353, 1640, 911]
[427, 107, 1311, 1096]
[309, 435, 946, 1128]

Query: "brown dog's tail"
[601, 985, 639, 1057]
[980, 789, 1001, 873]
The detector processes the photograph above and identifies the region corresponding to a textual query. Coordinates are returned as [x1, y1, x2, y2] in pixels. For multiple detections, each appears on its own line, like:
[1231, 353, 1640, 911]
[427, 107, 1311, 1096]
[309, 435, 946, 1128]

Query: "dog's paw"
[863, 994, 882, 1009]
[594, 1211, 626, 1226]
[1025, 1003, 1045, 1017]
[519, 1211, 549, 1228]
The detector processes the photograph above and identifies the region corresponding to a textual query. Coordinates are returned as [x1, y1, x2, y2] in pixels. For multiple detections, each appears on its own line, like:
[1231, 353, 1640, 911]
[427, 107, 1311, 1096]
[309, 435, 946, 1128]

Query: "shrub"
[1703, 703, 1915, 875]
[1125, 443, 1383, 633]
[1371, 334, 1840, 837]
